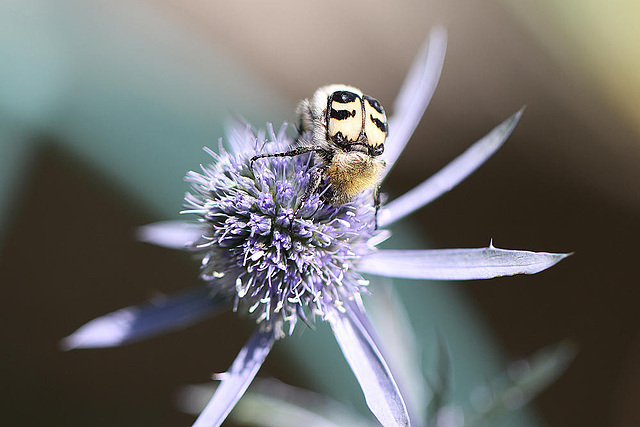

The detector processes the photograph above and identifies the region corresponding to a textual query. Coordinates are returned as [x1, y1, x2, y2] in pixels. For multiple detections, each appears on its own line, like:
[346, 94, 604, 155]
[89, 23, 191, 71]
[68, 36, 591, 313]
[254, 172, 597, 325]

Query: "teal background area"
[0, 0, 289, 229]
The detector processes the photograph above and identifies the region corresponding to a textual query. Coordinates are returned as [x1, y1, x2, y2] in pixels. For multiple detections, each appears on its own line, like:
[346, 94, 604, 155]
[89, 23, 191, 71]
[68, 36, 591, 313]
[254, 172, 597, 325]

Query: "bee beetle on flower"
[252, 85, 388, 227]
[62, 28, 570, 427]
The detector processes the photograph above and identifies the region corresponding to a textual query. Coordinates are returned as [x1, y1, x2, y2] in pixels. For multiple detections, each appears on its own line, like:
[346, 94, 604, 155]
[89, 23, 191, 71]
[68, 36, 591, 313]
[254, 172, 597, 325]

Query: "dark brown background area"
[0, 144, 286, 426]
[2, 0, 640, 426]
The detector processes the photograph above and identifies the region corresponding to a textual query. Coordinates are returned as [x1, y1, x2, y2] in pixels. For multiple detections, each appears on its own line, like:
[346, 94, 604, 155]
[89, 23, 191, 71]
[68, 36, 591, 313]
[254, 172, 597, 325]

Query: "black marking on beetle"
[332, 90, 359, 103]
[332, 131, 347, 145]
[363, 95, 384, 114]
[330, 108, 357, 120]
[369, 144, 384, 156]
[370, 116, 387, 133]
[344, 142, 369, 153]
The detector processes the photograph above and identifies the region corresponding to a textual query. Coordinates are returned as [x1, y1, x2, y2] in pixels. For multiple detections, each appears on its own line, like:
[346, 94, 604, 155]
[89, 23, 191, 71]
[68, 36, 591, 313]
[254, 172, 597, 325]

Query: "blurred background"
[1, 0, 639, 426]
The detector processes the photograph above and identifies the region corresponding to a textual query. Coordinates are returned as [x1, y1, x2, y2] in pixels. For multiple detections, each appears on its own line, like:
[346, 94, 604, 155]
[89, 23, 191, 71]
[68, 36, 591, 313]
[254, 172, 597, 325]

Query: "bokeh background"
[2, 0, 639, 426]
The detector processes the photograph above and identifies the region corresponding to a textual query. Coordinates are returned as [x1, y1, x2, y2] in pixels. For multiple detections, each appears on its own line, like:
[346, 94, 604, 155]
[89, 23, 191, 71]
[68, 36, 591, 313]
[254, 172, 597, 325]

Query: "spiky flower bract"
[62, 28, 569, 427]
[177, 285, 576, 427]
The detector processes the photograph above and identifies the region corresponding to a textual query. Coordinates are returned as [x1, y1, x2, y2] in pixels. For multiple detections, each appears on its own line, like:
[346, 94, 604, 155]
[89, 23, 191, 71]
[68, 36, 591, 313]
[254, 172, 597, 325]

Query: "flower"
[180, 123, 380, 338]
[61, 28, 569, 427]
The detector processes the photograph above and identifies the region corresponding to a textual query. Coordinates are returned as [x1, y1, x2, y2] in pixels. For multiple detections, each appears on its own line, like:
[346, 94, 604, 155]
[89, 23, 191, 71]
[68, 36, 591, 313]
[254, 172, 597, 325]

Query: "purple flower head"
[62, 28, 569, 427]
[183, 128, 376, 337]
